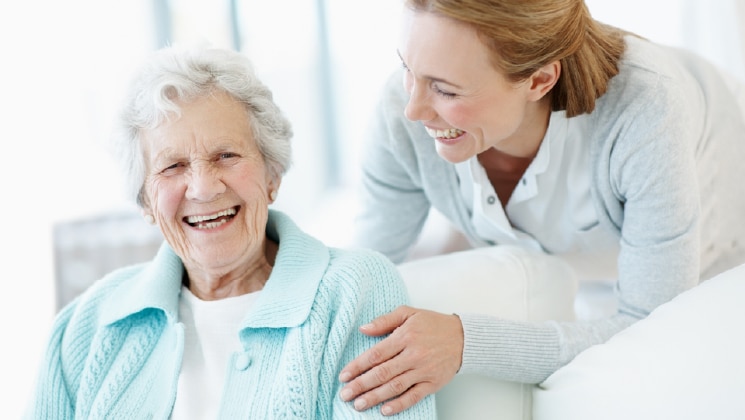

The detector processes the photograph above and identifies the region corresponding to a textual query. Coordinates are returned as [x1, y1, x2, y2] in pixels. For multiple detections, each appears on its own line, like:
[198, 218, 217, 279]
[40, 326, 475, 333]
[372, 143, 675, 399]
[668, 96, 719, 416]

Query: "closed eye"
[433, 84, 456, 99]
[161, 162, 187, 175]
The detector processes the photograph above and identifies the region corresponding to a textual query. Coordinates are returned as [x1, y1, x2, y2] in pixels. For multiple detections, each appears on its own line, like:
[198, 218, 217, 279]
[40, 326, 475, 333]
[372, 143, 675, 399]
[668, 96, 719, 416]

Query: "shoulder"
[325, 247, 404, 289]
[53, 263, 147, 336]
[269, 209, 407, 302]
[65, 263, 146, 316]
[601, 36, 718, 122]
[319, 246, 409, 310]
[371, 69, 430, 152]
[40, 262, 152, 377]
[602, 38, 694, 115]
[588, 37, 708, 156]
[327, 246, 401, 280]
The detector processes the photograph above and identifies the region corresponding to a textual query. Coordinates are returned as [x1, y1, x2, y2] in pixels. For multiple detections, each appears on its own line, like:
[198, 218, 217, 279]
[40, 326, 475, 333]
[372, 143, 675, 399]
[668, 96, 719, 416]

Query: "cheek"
[148, 178, 183, 220]
[440, 102, 476, 129]
[459, 96, 524, 139]
[234, 161, 272, 197]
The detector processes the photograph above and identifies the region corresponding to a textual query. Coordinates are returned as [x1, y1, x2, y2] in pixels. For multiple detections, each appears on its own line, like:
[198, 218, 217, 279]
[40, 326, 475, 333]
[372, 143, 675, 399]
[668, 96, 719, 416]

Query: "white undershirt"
[170, 286, 260, 420]
[455, 111, 620, 276]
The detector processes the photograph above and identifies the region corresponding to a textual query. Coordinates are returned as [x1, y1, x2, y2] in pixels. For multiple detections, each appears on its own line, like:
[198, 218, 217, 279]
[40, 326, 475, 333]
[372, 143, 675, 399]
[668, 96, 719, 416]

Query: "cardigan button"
[486, 195, 496, 205]
[235, 353, 252, 370]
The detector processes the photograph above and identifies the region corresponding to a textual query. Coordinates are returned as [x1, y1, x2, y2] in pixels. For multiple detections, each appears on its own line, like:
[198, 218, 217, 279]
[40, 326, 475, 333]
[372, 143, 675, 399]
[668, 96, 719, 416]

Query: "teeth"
[194, 219, 229, 230]
[186, 207, 236, 224]
[425, 127, 465, 139]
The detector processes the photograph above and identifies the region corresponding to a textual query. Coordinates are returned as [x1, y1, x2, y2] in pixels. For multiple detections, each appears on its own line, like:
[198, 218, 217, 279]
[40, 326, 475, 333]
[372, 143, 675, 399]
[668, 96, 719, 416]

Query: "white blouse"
[455, 111, 620, 276]
[171, 286, 261, 420]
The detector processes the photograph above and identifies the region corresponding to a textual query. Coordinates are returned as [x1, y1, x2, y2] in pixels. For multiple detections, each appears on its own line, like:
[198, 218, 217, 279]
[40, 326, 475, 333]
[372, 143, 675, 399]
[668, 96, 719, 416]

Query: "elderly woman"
[26, 45, 436, 419]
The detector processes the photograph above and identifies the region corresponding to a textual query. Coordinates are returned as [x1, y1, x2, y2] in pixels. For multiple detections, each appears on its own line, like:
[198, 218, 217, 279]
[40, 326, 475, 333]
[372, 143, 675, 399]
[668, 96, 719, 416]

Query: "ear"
[268, 176, 282, 203]
[141, 208, 156, 225]
[526, 61, 561, 102]
[138, 191, 156, 224]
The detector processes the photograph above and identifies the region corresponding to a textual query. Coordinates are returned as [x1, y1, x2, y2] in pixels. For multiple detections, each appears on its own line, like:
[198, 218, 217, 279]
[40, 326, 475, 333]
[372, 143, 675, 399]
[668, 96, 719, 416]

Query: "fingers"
[340, 309, 465, 414]
[340, 347, 408, 404]
[358, 305, 414, 336]
[346, 366, 432, 415]
[339, 306, 413, 383]
[339, 333, 403, 384]
[379, 382, 432, 416]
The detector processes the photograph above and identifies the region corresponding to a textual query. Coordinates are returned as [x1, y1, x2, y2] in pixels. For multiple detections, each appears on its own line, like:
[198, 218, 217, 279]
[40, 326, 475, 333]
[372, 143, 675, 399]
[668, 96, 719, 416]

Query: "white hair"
[110, 44, 293, 206]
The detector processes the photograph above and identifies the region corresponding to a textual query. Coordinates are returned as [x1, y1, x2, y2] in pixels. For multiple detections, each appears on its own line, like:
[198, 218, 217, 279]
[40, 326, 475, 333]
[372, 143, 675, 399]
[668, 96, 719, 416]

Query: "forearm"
[457, 313, 637, 384]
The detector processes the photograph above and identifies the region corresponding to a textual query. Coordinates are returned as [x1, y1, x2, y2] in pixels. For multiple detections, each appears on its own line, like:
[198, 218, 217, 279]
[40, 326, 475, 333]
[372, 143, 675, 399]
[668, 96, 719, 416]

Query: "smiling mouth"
[425, 127, 465, 139]
[184, 206, 239, 229]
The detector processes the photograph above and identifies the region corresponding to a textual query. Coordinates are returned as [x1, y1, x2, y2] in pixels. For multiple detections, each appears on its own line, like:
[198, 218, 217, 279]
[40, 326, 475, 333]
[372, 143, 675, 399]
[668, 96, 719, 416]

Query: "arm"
[354, 71, 433, 264]
[455, 65, 705, 380]
[339, 306, 461, 416]
[24, 303, 78, 420]
[342, 50, 709, 413]
[321, 250, 437, 418]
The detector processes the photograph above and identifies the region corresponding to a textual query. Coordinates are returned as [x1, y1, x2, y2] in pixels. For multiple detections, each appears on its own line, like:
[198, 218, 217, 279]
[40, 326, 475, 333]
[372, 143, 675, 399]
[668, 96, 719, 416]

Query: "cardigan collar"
[100, 209, 330, 329]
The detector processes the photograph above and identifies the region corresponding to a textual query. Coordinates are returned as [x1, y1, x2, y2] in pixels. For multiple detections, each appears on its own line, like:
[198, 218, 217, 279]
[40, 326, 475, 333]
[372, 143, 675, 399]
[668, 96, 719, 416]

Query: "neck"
[185, 239, 279, 301]
[478, 147, 534, 172]
[495, 95, 551, 158]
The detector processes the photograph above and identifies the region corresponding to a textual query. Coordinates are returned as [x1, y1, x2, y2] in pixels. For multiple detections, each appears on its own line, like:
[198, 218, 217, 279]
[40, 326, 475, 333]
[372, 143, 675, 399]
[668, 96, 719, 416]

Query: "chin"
[435, 137, 478, 163]
[436, 148, 473, 164]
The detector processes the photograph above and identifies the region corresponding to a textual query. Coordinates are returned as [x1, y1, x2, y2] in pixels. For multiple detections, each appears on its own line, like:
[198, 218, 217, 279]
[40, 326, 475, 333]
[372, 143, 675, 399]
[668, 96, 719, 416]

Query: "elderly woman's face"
[139, 91, 277, 274]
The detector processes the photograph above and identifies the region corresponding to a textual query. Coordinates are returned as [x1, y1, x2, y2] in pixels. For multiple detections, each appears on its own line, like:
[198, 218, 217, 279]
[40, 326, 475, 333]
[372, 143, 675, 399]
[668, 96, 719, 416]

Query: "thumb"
[359, 305, 413, 336]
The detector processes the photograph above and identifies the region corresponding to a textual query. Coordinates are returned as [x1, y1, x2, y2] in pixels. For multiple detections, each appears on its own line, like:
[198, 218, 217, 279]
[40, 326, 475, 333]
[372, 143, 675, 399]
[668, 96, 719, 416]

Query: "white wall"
[1, 1, 154, 415]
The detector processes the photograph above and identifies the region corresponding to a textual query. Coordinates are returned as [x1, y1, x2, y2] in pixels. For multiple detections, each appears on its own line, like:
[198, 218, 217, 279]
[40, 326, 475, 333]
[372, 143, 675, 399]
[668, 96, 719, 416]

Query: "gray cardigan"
[354, 36, 745, 383]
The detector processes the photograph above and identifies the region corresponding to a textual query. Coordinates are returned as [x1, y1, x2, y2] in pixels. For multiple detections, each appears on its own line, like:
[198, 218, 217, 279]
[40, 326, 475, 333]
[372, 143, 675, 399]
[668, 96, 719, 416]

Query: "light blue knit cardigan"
[26, 210, 436, 419]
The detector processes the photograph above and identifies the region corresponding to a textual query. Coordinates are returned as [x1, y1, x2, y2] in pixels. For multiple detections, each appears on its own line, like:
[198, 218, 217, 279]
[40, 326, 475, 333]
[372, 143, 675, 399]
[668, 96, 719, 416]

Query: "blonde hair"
[405, 0, 630, 117]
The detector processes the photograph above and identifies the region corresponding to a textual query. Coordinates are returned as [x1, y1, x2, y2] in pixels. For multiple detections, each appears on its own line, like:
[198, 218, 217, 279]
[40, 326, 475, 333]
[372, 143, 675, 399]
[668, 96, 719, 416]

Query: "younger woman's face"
[398, 9, 549, 161]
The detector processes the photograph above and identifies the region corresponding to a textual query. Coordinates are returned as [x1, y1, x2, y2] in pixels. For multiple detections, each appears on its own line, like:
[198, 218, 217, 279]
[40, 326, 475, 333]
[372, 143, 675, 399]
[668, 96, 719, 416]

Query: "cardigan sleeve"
[24, 303, 79, 420]
[593, 53, 702, 319]
[354, 72, 434, 264]
[317, 249, 438, 418]
[526, 40, 706, 378]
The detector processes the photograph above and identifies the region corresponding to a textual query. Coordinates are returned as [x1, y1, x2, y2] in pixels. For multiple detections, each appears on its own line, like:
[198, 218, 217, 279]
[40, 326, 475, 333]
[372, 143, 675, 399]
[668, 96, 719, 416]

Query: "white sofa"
[399, 246, 577, 420]
[398, 247, 745, 420]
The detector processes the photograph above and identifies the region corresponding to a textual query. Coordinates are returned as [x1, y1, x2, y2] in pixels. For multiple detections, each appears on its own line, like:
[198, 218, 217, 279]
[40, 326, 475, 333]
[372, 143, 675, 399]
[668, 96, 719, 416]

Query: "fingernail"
[340, 388, 352, 401]
[382, 405, 393, 416]
[339, 371, 351, 382]
[360, 323, 373, 330]
[354, 398, 367, 410]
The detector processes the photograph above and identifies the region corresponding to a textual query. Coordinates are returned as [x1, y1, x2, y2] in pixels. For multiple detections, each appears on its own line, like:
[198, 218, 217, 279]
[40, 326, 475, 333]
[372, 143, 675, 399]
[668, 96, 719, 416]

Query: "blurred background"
[1, 0, 743, 416]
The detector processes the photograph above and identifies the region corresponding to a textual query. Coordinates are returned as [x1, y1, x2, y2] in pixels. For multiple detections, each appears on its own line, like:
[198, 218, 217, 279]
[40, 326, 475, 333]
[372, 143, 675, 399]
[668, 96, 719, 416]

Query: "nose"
[403, 79, 436, 122]
[185, 162, 226, 202]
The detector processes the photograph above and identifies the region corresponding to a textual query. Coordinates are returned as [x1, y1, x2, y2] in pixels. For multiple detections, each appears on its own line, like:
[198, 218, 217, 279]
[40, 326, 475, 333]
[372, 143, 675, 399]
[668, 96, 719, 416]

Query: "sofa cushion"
[533, 262, 745, 420]
[398, 245, 577, 420]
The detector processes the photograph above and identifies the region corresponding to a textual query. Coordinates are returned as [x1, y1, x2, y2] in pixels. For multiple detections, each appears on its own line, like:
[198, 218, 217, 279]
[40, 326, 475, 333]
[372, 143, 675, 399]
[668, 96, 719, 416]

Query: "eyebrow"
[397, 49, 465, 90]
[150, 147, 180, 166]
